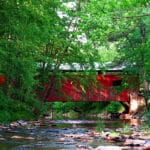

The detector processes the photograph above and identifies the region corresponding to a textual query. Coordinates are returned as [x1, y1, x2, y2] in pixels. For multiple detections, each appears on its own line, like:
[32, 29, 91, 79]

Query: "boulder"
[124, 139, 145, 146]
[11, 135, 24, 139]
[24, 136, 35, 140]
[76, 144, 94, 150]
[0, 137, 5, 141]
[9, 122, 20, 128]
[17, 120, 27, 126]
[119, 114, 132, 120]
[116, 128, 123, 132]
[140, 135, 150, 140]
[143, 139, 150, 150]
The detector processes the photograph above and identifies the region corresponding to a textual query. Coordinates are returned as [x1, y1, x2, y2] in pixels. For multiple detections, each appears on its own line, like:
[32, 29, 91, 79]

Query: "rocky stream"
[0, 117, 150, 150]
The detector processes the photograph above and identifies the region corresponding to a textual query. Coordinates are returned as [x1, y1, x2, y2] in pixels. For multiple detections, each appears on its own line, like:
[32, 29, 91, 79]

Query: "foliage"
[96, 118, 105, 132]
[53, 101, 108, 115]
[0, 91, 44, 123]
[78, 0, 150, 113]
[140, 124, 150, 134]
[0, 0, 64, 122]
[121, 124, 132, 134]
[109, 132, 120, 137]
[142, 110, 150, 128]
[106, 101, 125, 113]
[1, 0, 150, 123]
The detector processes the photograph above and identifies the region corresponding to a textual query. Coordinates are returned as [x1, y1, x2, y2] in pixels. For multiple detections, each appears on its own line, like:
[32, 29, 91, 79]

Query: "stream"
[0, 118, 149, 150]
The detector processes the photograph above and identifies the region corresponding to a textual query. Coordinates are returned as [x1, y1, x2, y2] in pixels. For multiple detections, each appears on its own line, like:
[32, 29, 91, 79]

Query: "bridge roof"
[49, 62, 127, 72]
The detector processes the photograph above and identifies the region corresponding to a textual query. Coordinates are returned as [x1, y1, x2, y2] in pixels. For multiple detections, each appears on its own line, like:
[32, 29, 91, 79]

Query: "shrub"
[106, 101, 125, 113]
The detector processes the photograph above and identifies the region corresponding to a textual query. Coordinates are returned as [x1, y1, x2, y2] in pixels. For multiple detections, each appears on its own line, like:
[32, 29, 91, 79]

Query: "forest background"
[0, 0, 150, 123]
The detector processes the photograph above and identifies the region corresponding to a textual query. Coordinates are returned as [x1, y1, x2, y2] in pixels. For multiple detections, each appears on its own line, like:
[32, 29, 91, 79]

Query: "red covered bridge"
[0, 62, 140, 113]
[0, 63, 138, 103]
[44, 63, 137, 103]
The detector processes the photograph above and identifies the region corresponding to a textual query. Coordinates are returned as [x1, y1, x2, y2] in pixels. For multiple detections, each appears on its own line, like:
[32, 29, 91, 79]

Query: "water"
[0, 119, 131, 150]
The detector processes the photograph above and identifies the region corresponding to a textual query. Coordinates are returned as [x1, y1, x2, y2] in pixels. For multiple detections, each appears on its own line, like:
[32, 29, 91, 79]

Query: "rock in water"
[76, 144, 94, 150]
[17, 120, 27, 126]
[124, 139, 145, 146]
[143, 139, 150, 150]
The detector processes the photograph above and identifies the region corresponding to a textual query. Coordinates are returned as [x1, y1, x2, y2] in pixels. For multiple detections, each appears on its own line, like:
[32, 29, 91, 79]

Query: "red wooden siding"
[46, 73, 130, 102]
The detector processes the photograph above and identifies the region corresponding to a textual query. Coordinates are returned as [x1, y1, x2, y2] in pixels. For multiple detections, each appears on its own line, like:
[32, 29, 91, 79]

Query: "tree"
[0, 0, 63, 121]
[78, 0, 150, 111]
